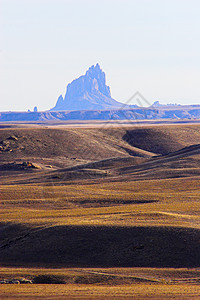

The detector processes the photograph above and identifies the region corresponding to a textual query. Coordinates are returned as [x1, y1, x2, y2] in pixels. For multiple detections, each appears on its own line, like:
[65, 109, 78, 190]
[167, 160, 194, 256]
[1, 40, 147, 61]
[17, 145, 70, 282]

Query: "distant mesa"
[51, 64, 133, 111]
[151, 101, 179, 107]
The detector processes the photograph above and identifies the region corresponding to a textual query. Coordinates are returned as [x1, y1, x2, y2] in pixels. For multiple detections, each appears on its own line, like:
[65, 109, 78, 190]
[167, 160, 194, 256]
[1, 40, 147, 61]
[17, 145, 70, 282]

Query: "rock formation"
[51, 64, 124, 111]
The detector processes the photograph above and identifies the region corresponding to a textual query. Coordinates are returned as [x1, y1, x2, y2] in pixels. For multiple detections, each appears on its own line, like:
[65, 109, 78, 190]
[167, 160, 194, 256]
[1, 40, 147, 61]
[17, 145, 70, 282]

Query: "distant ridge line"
[1, 106, 200, 121]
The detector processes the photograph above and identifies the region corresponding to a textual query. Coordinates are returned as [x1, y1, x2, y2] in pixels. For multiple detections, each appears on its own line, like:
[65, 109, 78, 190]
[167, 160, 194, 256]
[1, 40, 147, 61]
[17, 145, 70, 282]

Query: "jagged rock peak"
[51, 64, 123, 111]
[86, 63, 103, 77]
[85, 63, 111, 97]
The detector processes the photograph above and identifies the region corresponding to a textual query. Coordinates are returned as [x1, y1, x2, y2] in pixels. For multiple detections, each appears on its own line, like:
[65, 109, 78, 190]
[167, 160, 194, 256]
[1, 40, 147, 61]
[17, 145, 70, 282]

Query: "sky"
[0, 0, 200, 111]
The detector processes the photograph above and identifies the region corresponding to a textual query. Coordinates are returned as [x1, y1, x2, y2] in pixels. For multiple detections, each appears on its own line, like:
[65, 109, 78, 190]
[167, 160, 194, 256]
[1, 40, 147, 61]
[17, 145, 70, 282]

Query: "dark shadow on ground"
[0, 223, 199, 268]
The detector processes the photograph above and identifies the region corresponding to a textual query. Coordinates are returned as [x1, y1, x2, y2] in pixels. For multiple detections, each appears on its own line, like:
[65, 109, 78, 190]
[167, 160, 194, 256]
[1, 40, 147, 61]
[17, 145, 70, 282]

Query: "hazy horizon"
[1, 0, 200, 111]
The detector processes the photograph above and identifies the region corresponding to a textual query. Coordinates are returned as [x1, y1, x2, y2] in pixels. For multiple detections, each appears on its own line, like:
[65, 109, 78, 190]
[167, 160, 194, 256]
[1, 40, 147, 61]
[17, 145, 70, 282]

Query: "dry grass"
[1, 283, 200, 299]
[1, 177, 200, 228]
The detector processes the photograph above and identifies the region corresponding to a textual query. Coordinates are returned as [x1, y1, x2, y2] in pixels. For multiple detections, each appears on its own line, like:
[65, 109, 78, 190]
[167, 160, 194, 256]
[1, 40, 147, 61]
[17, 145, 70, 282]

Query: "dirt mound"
[0, 224, 199, 268]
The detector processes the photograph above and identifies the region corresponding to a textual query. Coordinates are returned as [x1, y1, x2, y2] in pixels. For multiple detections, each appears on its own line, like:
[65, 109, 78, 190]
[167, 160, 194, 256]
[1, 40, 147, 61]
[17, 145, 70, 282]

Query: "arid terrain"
[0, 121, 200, 299]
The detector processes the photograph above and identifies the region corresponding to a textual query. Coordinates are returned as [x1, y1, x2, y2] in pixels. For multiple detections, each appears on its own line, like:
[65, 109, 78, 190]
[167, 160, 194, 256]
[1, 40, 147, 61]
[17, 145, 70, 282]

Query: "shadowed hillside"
[123, 126, 200, 155]
[0, 223, 199, 268]
[117, 144, 200, 180]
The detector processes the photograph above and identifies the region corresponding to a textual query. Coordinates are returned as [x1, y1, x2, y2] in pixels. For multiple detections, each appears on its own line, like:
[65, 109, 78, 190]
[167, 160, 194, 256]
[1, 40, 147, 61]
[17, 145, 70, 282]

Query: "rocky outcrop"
[0, 278, 32, 284]
[51, 64, 125, 111]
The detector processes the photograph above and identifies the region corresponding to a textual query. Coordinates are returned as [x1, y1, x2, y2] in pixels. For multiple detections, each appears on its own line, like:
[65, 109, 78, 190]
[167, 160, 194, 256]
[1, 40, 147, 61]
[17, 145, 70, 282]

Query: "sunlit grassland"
[1, 282, 200, 299]
[1, 177, 200, 228]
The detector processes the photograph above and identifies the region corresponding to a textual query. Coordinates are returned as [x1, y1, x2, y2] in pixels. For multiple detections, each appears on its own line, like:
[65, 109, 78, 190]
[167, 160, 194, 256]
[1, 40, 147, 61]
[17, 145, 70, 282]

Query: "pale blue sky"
[1, 0, 200, 111]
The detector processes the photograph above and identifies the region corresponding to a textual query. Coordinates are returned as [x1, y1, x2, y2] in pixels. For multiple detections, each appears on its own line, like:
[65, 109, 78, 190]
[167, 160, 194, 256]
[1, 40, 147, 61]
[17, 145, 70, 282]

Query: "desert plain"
[0, 120, 200, 299]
